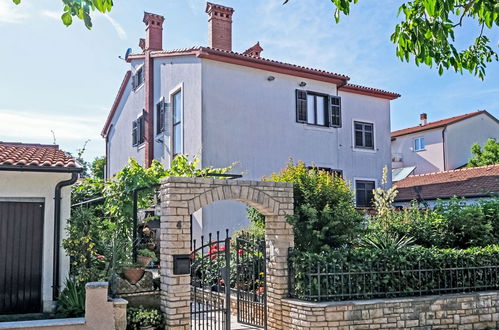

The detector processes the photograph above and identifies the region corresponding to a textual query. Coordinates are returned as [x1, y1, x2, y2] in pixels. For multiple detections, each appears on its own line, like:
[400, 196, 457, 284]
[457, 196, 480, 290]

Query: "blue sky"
[0, 0, 498, 162]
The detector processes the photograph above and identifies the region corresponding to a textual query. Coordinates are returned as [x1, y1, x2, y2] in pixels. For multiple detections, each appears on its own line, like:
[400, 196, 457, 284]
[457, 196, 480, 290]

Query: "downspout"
[144, 50, 155, 168]
[52, 172, 79, 300]
[442, 126, 447, 171]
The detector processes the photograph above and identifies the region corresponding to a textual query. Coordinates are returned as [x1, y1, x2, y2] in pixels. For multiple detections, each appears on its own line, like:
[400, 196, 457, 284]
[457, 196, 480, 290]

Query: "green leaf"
[61, 12, 73, 26]
[12, 0, 21, 4]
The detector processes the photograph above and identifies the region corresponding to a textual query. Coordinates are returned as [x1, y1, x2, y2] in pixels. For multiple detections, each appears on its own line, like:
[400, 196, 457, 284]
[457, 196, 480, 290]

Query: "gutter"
[442, 126, 447, 171]
[0, 165, 82, 173]
[52, 171, 80, 300]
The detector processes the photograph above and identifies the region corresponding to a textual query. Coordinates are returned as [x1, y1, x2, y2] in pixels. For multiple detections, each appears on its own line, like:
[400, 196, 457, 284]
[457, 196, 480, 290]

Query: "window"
[132, 66, 144, 91]
[156, 100, 166, 134]
[172, 91, 182, 156]
[414, 137, 425, 151]
[295, 90, 341, 127]
[355, 180, 375, 207]
[354, 121, 374, 149]
[132, 112, 145, 146]
[330, 96, 341, 127]
[307, 166, 343, 177]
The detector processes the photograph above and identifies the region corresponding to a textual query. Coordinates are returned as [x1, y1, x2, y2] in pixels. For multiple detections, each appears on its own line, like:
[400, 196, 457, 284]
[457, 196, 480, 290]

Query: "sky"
[0, 0, 498, 162]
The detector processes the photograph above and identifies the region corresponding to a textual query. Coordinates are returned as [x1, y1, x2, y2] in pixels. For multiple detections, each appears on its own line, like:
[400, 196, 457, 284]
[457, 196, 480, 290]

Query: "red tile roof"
[394, 164, 499, 201]
[339, 83, 400, 100]
[391, 110, 495, 137]
[0, 142, 77, 168]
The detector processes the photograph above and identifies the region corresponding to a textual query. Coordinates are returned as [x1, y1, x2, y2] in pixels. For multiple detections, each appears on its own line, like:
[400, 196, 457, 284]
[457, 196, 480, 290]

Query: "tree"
[12, 0, 113, 29]
[467, 138, 499, 167]
[285, 0, 499, 79]
[253, 160, 364, 252]
[90, 156, 106, 179]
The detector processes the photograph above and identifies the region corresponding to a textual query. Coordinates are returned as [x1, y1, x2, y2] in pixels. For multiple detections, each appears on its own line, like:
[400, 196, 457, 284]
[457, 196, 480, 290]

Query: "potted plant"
[137, 249, 158, 268]
[122, 262, 145, 285]
[128, 306, 163, 330]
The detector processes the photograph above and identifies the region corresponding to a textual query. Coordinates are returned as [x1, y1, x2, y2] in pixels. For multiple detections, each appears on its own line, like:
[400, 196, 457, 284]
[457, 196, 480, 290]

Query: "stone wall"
[282, 291, 499, 329]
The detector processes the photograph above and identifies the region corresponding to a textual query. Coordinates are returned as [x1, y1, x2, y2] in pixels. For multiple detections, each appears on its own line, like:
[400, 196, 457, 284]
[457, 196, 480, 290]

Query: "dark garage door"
[0, 201, 44, 314]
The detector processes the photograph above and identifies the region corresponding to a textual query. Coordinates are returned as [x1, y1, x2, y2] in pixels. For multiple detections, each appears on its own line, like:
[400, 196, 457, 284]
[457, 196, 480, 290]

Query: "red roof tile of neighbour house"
[394, 164, 499, 202]
[391, 110, 496, 137]
[0, 142, 77, 168]
[339, 83, 401, 100]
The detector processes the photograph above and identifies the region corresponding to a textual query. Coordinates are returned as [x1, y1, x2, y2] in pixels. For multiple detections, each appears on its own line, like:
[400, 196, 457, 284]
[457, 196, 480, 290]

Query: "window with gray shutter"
[156, 100, 166, 134]
[355, 180, 375, 207]
[296, 90, 307, 123]
[330, 96, 341, 127]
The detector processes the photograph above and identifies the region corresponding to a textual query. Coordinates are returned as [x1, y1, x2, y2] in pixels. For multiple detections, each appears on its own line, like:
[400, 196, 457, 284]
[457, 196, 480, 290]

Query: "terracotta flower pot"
[123, 267, 145, 284]
[137, 255, 153, 267]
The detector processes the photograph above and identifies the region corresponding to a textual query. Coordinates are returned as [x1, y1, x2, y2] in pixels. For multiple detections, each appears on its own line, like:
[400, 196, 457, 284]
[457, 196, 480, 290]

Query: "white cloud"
[40, 10, 60, 20]
[0, 109, 104, 142]
[99, 13, 127, 40]
[0, 1, 30, 23]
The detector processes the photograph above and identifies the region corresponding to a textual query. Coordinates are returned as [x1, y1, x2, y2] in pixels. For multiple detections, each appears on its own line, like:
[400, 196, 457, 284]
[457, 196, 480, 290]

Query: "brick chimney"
[205, 2, 234, 51]
[143, 12, 165, 51]
[420, 113, 428, 126]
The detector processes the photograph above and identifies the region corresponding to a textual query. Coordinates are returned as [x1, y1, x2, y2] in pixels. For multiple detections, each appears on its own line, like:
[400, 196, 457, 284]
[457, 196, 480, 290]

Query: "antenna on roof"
[119, 48, 133, 61]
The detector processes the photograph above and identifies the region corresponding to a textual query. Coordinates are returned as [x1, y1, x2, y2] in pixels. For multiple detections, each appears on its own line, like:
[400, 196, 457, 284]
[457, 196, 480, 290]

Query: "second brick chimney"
[420, 113, 428, 126]
[143, 12, 165, 51]
[206, 2, 234, 51]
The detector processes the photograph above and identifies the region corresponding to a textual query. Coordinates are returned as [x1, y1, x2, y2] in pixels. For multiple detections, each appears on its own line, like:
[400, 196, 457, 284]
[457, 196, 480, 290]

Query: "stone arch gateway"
[160, 177, 294, 329]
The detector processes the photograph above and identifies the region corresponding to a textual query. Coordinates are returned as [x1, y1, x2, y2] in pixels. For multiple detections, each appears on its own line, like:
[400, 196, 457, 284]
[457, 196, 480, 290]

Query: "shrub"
[251, 160, 364, 253]
[127, 306, 163, 329]
[57, 278, 85, 317]
[289, 245, 499, 302]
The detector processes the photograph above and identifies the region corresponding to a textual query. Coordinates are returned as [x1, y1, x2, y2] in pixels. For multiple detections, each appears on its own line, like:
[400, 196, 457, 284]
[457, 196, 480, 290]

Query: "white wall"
[391, 128, 445, 174]
[0, 171, 72, 312]
[445, 113, 499, 169]
[200, 59, 392, 235]
[107, 59, 146, 177]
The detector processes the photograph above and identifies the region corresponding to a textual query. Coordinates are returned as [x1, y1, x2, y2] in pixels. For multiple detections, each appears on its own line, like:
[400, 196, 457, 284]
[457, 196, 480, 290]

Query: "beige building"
[391, 110, 499, 178]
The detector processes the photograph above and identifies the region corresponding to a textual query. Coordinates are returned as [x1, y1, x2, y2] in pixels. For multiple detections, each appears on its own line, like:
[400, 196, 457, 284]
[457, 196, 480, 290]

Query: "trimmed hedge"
[289, 245, 499, 302]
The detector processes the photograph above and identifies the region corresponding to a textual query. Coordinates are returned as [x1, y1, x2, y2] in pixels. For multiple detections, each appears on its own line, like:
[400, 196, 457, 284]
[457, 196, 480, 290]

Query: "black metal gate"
[191, 231, 231, 330]
[0, 201, 44, 314]
[236, 235, 267, 329]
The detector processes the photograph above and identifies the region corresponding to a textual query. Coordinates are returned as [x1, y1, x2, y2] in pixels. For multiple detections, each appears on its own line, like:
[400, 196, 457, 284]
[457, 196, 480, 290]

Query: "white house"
[0, 142, 80, 314]
[101, 3, 400, 238]
[392, 110, 499, 179]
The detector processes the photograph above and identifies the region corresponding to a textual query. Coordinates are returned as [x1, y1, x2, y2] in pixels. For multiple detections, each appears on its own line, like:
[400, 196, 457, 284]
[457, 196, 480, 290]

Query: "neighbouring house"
[393, 164, 499, 206]
[101, 3, 400, 237]
[0, 142, 81, 314]
[391, 110, 499, 179]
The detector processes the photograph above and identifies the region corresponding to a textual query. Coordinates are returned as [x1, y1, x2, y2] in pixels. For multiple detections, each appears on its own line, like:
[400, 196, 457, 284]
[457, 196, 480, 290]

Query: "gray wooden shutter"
[132, 120, 138, 146]
[296, 90, 307, 123]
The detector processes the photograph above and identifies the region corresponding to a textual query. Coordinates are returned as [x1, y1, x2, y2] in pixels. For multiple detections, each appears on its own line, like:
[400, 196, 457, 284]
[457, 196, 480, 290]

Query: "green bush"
[384, 198, 499, 249]
[289, 245, 499, 302]
[250, 160, 364, 253]
[57, 278, 85, 317]
[127, 306, 163, 329]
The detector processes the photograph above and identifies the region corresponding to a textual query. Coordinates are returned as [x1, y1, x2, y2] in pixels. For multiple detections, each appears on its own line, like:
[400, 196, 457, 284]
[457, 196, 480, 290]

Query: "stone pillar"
[160, 186, 191, 330]
[265, 214, 294, 330]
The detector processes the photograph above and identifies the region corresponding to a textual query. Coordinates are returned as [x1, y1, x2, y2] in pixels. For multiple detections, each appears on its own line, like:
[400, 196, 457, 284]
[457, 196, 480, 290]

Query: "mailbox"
[173, 254, 191, 275]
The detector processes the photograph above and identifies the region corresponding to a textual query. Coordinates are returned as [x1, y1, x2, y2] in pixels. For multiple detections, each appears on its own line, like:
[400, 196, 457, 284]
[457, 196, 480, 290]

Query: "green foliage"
[246, 207, 265, 229]
[138, 249, 157, 262]
[57, 278, 85, 317]
[468, 138, 499, 167]
[264, 160, 364, 252]
[127, 306, 163, 329]
[63, 207, 109, 283]
[360, 167, 416, 249]
[12, 0, 113, 30]
[66, 155, 234, 282]
[290, 245, 499, 301]
[284, 0, 499, 79]
[90, 156, 106, 179]
[373, 198, 499, 249]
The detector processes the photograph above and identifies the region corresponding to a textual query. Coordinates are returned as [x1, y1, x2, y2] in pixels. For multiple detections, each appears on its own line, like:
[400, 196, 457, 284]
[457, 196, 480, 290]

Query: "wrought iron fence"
[288, 248, 499, 302]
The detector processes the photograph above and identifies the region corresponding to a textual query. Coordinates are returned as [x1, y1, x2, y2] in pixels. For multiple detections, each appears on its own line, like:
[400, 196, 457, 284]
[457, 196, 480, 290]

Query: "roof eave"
[0, 165, 83, 173]
[101, 70, 132, 138]
[339, 85, 400, 100]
